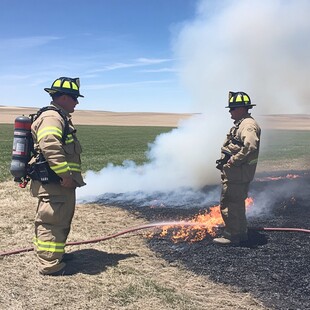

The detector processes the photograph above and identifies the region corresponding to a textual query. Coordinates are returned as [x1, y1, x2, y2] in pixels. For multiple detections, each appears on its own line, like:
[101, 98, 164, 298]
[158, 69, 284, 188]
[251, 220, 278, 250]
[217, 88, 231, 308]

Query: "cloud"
[85, 79, 173, 90]
[0, 36, 62, 50]
[135, 58, 173, 64]
[89, 57, 173, 73]
[139, 67, 178, 73]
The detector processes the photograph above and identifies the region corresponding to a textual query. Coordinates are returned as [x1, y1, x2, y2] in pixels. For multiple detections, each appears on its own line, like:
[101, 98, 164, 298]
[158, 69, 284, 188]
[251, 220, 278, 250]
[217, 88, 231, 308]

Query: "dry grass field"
[0, 181, 267, 310]
[1, 107, 309, 309]
[0, 106, 193, 127]
[1, 106, 310, 129]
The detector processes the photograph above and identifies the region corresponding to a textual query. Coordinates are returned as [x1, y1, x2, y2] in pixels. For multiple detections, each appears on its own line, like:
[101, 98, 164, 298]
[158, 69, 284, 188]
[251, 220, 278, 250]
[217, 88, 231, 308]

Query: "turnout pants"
[34, 186, 76, 275]
[220, 181, 249, 241]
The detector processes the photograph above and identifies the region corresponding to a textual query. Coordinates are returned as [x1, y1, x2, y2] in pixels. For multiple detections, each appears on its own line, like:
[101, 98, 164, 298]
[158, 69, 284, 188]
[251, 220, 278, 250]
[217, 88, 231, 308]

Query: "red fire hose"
[254, 227, 310, 233]
[0, 222, 309, 257]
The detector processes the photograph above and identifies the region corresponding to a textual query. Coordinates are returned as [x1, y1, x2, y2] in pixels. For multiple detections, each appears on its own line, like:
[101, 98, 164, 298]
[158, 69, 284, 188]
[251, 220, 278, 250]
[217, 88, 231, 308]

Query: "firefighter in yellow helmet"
[30, 77, 86, 275]
[214, 91, 261, 246]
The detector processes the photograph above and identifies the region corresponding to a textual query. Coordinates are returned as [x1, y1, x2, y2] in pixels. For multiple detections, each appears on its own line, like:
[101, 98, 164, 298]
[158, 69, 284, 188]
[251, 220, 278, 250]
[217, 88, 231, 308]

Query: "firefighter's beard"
[77, 114, 228, 203]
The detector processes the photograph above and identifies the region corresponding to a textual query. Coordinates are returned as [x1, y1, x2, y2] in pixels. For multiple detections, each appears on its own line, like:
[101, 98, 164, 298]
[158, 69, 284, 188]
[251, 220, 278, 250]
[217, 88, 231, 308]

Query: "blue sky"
[2, 1, 310, 115]
[0, 0, 198, 112]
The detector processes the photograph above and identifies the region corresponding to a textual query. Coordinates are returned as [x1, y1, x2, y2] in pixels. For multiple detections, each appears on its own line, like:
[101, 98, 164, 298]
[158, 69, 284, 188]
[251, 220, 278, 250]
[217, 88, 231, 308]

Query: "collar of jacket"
[50, 102, 71, 118]
[233, 113, 252, 127]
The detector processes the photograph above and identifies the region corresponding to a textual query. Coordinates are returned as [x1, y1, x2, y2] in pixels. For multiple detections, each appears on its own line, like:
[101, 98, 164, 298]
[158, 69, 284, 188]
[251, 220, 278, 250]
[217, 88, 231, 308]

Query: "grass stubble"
[1, 122, 309, 309]
[0, 181, 266, 310]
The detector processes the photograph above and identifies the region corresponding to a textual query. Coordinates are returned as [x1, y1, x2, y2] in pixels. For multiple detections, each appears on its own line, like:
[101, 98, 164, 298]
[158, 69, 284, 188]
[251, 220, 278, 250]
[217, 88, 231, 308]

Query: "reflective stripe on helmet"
[53, 80, 61, 87]
[230, 94, 250, 103]
[62, 81, 71, 89]
[53, 79, 78, 91]
[227, 91, 254, 108]
[45, 77, 84, 97]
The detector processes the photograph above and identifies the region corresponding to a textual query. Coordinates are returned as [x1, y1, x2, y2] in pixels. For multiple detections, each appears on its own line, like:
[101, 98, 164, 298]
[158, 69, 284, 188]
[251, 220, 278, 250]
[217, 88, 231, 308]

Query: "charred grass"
[0, 181, 266, 310]
[144, 176, 310, 310]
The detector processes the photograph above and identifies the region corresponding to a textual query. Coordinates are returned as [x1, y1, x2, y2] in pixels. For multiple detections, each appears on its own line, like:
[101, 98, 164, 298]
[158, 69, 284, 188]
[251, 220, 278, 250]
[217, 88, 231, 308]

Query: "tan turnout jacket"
[221, 114, 261, 183]
[30, 102, 85, 196]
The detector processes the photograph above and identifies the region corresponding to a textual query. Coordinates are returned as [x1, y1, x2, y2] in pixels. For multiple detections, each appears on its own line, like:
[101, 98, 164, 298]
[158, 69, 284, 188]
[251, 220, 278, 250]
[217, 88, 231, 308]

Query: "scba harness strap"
[223, 118, 245, 148]
[216, 118, 245, 171]
[30, 106, 69, 145]
[27, 106, 70, 185]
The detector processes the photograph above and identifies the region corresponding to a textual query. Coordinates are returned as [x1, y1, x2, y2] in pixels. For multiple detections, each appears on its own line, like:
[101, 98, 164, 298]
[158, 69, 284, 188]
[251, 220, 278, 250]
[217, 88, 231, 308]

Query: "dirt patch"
[261, 114, 310, 130]
[1, 106, 310, 129]
[0, 106, 193, 127]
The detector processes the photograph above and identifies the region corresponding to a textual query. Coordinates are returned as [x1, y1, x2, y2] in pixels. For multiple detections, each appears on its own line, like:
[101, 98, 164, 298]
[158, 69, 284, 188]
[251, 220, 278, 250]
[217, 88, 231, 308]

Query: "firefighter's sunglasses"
[68, 95, 79, 102]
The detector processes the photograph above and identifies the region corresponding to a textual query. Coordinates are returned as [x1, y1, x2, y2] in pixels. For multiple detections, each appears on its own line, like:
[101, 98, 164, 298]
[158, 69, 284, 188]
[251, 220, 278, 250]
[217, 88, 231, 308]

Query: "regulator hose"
[0, 222, 309, 257]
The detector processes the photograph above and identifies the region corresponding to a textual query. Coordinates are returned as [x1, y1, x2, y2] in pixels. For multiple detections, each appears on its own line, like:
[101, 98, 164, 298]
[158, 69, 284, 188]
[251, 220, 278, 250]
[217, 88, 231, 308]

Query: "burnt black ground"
[146, 210, 309, 310]
[99, 171, 310, 310]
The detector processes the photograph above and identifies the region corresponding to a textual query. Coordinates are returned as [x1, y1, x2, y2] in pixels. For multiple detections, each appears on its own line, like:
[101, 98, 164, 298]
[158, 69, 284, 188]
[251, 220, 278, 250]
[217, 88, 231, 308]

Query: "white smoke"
[77, 0, 310, 203]
[248, 174, 310, 218]
[77, 114, 226, 202]
[175, 0, 310, 115]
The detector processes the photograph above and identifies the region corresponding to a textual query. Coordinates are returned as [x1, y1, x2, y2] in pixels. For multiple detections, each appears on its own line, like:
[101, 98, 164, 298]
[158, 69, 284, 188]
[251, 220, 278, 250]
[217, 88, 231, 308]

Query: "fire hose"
[0, 221, 309, 257]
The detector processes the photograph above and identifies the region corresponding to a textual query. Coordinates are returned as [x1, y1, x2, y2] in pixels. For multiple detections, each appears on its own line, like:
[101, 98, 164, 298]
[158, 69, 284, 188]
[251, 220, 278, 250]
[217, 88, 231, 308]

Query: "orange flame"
[152, 197, 254, 243]
[256, 174, 301, 182]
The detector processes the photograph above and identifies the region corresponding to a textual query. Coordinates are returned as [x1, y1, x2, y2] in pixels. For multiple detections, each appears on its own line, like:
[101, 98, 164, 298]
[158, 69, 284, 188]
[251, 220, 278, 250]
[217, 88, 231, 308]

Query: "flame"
[151, 197, 254, 243]
[256, 174, 301, 182]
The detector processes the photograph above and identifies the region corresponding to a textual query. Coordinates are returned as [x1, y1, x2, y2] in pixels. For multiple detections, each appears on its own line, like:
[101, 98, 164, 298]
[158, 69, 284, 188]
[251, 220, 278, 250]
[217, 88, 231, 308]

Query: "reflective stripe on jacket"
[30, 102, 85, 196]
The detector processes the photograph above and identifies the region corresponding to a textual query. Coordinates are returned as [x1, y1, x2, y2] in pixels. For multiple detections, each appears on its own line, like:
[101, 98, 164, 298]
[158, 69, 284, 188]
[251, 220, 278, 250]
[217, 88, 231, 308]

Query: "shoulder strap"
[30, 106, 69, 144]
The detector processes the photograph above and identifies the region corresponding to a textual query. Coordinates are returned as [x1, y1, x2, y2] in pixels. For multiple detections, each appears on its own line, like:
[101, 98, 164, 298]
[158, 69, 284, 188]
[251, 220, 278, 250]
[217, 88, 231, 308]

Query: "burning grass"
[140, 174, 310, 310]
[0, 181, 266, 310]
[149, 198, 254, 243]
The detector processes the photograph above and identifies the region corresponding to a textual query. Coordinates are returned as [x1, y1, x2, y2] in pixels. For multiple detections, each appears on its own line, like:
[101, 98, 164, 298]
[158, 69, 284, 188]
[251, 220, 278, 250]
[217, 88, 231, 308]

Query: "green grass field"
[0, 124, 172, 182]
[259, 129, 310, 162]
[1, 124, 309, 182]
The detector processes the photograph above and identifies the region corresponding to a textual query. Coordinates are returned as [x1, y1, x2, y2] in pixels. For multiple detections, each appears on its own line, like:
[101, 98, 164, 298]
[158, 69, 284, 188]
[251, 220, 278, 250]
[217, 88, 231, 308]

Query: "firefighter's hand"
[60, 176, 77, 188]
[225, 159, 234, 168]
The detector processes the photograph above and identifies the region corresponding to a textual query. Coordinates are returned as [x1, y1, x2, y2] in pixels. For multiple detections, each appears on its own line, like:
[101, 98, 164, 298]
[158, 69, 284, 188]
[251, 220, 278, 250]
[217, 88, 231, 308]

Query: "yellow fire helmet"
[226, 91, 255, 109]
[44, 77, 84, 97]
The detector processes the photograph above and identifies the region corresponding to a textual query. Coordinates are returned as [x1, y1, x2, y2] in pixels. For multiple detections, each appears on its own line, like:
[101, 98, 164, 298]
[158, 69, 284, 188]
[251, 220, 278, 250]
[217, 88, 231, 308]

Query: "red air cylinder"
[10, 116, 32, 182]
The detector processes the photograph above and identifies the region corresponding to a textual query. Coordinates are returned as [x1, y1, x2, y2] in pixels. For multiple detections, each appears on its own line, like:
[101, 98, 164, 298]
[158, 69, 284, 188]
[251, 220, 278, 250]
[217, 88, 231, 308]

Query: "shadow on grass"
[63, 249, 138, 275]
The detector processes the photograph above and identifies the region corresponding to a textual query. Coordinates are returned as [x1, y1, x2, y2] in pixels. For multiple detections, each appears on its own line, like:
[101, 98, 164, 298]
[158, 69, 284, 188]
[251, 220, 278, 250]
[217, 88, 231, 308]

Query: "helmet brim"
[225, 104, 256, 108]
[44, 88, 84, 98]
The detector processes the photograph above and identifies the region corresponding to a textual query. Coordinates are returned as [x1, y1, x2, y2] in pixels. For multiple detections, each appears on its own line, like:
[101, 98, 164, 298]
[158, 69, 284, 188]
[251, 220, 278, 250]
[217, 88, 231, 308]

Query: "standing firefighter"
[30, 77, 86, 275]
[214, 91, 261, 245]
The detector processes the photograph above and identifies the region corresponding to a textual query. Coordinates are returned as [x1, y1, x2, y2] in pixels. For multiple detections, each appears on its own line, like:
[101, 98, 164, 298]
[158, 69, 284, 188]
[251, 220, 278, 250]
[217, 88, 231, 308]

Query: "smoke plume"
[77, 115, 225, 202]
[77, 0, 310, 206]
[175, 0, 310, 115]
